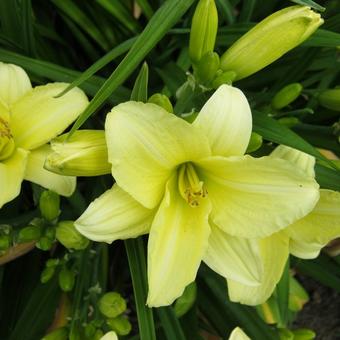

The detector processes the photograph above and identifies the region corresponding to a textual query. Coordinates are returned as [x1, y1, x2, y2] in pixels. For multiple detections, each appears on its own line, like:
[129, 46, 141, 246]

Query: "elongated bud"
[318, 88, 340, 111]
[148, 94, 173, 113]
[39, 190, 60, 221]
[42, 327, 68, 340]
[292, 329, 316, 340]
[194, 52, 220, 84]
[56, 220, 89, 250]
[45, 130, 111, 176]
[107, 315, 132, 336]
[59, 267, 76, 292]
[17, 225, 42, 243]
[246, 132, 263, 153]
[220, 6, 323, 80]
[189, 0, 218, 63]
[174, 282, 197, 317]
[272, 83, 303, 110]
[98, 292, 127, 318]
[278, 117, 300, 128]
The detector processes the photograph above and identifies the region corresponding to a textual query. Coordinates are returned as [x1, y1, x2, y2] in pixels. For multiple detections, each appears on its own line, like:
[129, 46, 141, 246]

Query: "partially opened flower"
[226, 145, 340, 306]
[0, 62, 88, 208]
[75, 85, 319, 307]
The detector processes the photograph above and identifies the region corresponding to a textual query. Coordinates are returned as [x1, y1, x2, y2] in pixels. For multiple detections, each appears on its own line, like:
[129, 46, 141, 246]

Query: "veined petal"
[105, 101, 211, 209]
[197, 155, 319, 238]
[285, 189, 340, 259]
[11, 83, 88, 150]
[203, 222, 262, 286]
[228, 232, 289, 305]
[193, 85, 252, 157]
[0, 148, 28, 208]
[270, 145, 315, 177]
[229, 327, 251, 340]
[0, 62, 32, 106]
[147, 174, 211, 307]
[75, 185, 154, 243]
[24, 144, 75, 197]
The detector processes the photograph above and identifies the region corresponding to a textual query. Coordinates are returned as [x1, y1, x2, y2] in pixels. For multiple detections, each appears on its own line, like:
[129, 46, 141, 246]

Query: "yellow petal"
[147, 174, 211, 307]
[228, 232, 289, 305]
[194, 85, 252, 157]
[105, 101, 211, 209]
[0, 148, 28, 208]
[100, 331, 118, 340]
[204, 222, 262, 286]
[24, 144, 76, 196]
[11, 83, 88, 150]
[229, 327, 251, 340]
[0, 62, 32, 106]
[285, 189, 340, 259]
[75, 185, 154, 243]
[197, 155, 319, 238]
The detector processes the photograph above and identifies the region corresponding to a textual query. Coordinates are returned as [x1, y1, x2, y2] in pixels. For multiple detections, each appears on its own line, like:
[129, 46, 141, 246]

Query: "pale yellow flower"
[229, 327, 251, 340]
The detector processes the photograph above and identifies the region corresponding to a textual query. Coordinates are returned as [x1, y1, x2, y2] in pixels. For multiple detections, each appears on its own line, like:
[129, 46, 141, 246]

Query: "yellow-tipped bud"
[220, 6, 323, 80]
[45, 130, 111, 177]
[189, 0, 218, 63]
[318, 88, 340, 111]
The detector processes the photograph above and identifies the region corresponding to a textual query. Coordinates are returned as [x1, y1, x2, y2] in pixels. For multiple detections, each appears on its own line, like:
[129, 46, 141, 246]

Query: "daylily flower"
[75, 85, 319, 307]
[228, 327, 250, 340]
[0, 62, 88, 208]
[226, 145, 340, 306]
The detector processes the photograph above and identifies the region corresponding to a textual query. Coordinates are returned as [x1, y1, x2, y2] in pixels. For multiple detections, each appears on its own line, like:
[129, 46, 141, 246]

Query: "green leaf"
[136, 0, 155, 20]
[304, 29, 340, 47]
[156, 307, 186, 340]
[315, 164, 340, 191]
[130, 62, 149, 102]
[275, 258, 290, 328]
[289, 0, 325, 12]
[21, 0, 36, 56]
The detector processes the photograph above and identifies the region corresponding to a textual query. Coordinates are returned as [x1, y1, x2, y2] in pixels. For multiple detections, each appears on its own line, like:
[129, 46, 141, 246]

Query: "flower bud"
[148, 94, 173, 113]
[279, 328, 294, 340]
[58, 267, 76, 292]
[107, 315, 132, 336]
[272, 83, 303, 110]
[292, 328, 316, 340]
[212, 70, 237, 89]
[174, 282, 197, 317]
[194, 52, 220, 84]
[220, 6, 323, 80]
[246, 132, 263, 153]
[45, 130, 111, 177]
[17, 225, 42, 243]
[56, 221, 89, 250]
[36, 236, 54, 251]
[318, 88, 340, 111]
[39, 190, 60, 221]
[98, 292, 127, 318]
[42, 327, 68, 340]
[41, 266, 56, 283]
[189, 0, 218, 63]
[278, 117, 300, 128]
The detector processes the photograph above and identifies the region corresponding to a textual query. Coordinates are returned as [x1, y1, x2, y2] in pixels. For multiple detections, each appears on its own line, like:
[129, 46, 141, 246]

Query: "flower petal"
[75, 185, 154, 243]
[197, 155, 319, 238]
[203, 222, 262, 286]
[24, 144, 75, 196]
[285, 189, 340, 259]
[0, 148, 28, 208]
[227, 232, 289, 305]
[0, 62, 32, 106]
[193, 85, 252, 157]
[105, 101, 211, 209]
[147, 174, 211, 307]
[11, 83, 88, 150]
[229, 327, 251, 340]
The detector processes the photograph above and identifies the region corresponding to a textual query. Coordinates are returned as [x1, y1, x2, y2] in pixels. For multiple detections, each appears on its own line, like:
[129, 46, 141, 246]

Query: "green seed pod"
[318, 88, 340, 111]
[148, 94, 173, 113]
[212, 70, 237, 89]
[189, 0, 218, 63]
[271, 83, 303, 110]
[246, 132, 263, 153]
[17, 225, 42, 243]
[174, 282, 197, 317]
[98, 292, 127, 318]
[56, 221, 89, 250]
[41, 327, 68, 340]
[41, 266, 56, 283]
[58, 267, 76, 292]
[194, 52, 220, 84]
[107, 315, 132, 336]
[39, 190, 60, 221]
[220, 6, 323, 80]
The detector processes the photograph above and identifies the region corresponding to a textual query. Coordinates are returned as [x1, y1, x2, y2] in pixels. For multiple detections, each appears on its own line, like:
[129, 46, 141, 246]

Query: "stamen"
[0, 117, 15, 161]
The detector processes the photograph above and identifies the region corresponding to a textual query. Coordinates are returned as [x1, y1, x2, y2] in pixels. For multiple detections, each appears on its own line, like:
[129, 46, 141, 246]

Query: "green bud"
[189, 0, 218, 63]
[94, 330, 104, 340]
[289, 276, 309, 312]
[58, 267, 76, 292]
[45, 130, 111, 177]
[194, 52, 220, 84]
[98, 292, 127, 318]
[0, 234, 10, 251]
[56, 221, 89, 250]
[148, 94, 173, 113]
[220, 6, 323, 80]
[17, 225, 42, 243]
[39, 190, 60, 221]
[41, 266, 56, 283]
[211, 70, 237, 88]
[279, 328, 294, 340]
[278, 117, 300, 128]
[246, 132, 263, 153]
[174, 282, 197, 317]
[42, 327, 68, 340]
[318, 88, 340, 111]
[107, 315, 132, 336]
[272, 83, 303, 110]
[292, 328, 316, 340]
[46, 258, 60, 267]
[45, 226, 56, 240]
[36, 236, 54, 251]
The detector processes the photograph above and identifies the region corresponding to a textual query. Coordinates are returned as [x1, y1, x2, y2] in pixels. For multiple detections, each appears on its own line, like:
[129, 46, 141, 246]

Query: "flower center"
[0, 117, 15, 161]
[178, 162, 207, 207]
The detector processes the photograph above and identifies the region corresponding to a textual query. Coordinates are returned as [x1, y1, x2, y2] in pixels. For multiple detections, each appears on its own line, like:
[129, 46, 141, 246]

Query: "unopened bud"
[292, 328, 316, 340]
[39, 190, 60, 221]
[17, 225, 42, 243]
[56, 221, 89, 250]
[272, 83, 303, 110]
[98, 292, 127, 318]
[279, 328, 294, 340]
[318, 88, 340, 111]
[174, 282, 197, 317]
[189, 0, 218, 63]
[42, 327, 68, 340]
[220, 6, 323, 80]
[278, 117, 300, 128]
[212, 70, 237, 89]
[58, 267, 76, 292]
[45, 130, 111, 177]
[148, 94, 173, 113]
[246, 132, 263, 153]
[107, 315, 132, 336]
[194, 52, 220, 84]
[36, 236, 54, 251]
[41, 266, 56, 283]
